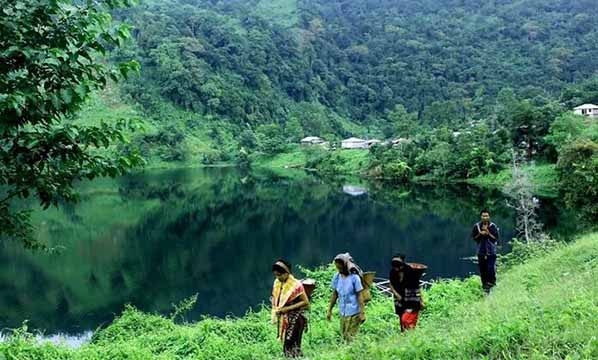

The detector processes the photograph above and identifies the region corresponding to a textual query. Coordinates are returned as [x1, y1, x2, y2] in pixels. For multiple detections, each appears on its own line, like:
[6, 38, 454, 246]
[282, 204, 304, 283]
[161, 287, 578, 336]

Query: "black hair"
[392, 253, 406, 261]
[480, 209, 491, 216]
[272, 258, 292, 274]
[334, 258, 349, 275]
[391, 253, 406, 266]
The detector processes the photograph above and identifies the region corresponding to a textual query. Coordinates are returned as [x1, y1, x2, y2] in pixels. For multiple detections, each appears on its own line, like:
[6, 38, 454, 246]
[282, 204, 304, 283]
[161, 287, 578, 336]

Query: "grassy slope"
[75, 86, 143, 128]
[75, 89, 242, 168]
[2, 233, 596, 359]
[333, 233, 598, 359]
[253, 146, 308, 169]
[255, 146, 370, 174]
[467, 164, 559, 197]
[331, 150, 371, 174]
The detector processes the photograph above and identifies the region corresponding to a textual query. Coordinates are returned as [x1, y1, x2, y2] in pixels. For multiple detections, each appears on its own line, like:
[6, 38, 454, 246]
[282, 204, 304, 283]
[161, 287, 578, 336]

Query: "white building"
[341, 138, 382, 149]
[574, 104, 598, 118]
[300, 136, 325, 146]
[341, 137, 368, 149]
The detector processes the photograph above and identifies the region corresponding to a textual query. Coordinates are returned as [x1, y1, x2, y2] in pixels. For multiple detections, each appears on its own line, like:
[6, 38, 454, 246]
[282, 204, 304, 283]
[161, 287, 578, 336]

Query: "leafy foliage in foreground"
[0, 0, 143, 246]
[1, 233, 597, 359]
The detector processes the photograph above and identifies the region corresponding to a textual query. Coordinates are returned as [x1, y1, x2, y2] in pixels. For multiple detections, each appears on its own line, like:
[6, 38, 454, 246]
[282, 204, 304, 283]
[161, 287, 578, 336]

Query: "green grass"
[253, 146, 308, 169]
[254, 147, 371, 176]
[75, 89, 245, 168]
[74, 84, 145, 128]
[468, 163, 559, 197]
[331, 150, 371, 174]
[2, 233, 596, 359]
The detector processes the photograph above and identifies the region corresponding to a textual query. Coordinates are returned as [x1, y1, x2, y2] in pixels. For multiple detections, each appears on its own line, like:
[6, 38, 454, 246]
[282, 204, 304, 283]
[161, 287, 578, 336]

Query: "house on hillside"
[574, 104, 598, 118]
[341, 137, 382, 149]
[300, 136, 325, 146]
[341, 137, 367, 149]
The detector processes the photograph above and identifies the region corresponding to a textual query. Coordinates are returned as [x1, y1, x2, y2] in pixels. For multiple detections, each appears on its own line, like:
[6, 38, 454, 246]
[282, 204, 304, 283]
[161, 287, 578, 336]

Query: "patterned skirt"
[283, 311, 307, 357]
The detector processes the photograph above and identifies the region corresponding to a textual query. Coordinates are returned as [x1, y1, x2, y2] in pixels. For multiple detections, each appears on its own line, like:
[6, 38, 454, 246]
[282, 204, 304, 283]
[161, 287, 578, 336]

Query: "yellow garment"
[271, 275, 304, 339]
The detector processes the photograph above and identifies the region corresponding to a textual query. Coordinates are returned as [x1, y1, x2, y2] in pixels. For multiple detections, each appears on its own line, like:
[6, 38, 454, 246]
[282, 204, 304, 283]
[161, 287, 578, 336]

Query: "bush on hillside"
[499, 238, 561, 271]
[557, 140, 598, 221]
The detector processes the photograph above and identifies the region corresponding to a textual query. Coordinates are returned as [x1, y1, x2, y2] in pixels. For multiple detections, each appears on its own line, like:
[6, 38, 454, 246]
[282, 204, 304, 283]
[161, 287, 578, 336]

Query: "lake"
[0, 167, 575, 340]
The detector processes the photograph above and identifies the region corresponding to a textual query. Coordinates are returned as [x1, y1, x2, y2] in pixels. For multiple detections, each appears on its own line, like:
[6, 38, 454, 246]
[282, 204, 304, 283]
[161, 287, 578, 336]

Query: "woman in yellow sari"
[271, 259, 310, 358]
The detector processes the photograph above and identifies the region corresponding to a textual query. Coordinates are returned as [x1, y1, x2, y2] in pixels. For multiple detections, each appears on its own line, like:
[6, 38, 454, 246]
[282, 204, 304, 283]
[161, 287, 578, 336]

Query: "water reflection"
[0, 167, 573, 338]
[0, 331, 92, 349]
[342, 185, 368, 196]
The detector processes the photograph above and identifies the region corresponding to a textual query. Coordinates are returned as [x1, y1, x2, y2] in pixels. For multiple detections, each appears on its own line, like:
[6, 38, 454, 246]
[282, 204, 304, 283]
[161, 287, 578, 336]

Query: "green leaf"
[75, 83, 88, 99]
[50, 93, 62, 109]
[42, 57, 61, 67]
[60, 88, 74, 105]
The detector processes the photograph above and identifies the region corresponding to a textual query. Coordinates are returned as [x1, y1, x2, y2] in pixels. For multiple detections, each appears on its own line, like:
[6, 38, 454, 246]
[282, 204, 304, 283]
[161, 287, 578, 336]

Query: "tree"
[504, 151, 548, 243]
[0, 0, 142, 247]
[237, 147, 251, 170]
[111, 0, 598, 148]
[556, 140, 598, 221]
[255, 123, 286, 155]
[284, 116, 304, 142]
[544, 113, 585, 153]
[238, 127, 257, 149]
[383, 105, 418, 139]
[507, 101, 559, 160]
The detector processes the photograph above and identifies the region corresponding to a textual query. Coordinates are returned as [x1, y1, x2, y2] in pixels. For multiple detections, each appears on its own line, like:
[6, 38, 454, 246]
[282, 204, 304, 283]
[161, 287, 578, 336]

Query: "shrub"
[499, 238, 561, 271]
[556, 140, 598, 221]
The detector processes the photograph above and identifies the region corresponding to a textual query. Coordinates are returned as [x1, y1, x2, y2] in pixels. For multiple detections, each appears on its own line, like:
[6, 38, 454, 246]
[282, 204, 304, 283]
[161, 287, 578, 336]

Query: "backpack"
[301, 278, 317, 300]
[360, 271, 376, 303]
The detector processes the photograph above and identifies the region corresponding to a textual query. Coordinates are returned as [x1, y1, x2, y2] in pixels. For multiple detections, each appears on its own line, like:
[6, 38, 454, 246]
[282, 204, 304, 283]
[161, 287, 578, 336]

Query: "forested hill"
[108, 0, 598, 159]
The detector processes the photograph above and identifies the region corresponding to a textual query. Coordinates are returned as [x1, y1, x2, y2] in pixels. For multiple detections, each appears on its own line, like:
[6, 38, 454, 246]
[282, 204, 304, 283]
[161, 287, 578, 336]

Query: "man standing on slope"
[471, 209, 500, 293]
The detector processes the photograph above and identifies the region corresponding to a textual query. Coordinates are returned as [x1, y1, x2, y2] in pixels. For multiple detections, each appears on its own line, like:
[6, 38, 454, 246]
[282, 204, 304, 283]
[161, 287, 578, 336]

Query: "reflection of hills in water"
[0, 168, 576, 336]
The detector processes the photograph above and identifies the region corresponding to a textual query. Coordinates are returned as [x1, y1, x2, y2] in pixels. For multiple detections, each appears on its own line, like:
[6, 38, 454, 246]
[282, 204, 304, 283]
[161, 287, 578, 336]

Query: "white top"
[574, 104, 598, 110]
[301, 136, 322, 142]
[342, 137, 366, 143]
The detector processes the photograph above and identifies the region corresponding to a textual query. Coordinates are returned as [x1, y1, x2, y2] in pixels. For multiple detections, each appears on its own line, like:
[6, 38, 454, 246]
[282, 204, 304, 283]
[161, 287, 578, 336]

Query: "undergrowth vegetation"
[1, 233, 597, 359]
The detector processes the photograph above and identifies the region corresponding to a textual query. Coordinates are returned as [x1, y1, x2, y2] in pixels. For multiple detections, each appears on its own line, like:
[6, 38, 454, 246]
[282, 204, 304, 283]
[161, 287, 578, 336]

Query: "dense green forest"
[105, 0, 598, 163]
[119, 0, 598, 124]
[82, 0, 597, 219]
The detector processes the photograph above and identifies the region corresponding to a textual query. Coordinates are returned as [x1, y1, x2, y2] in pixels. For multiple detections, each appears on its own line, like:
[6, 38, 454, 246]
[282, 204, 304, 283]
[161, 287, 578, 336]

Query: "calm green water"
[0, 167, 575, 338]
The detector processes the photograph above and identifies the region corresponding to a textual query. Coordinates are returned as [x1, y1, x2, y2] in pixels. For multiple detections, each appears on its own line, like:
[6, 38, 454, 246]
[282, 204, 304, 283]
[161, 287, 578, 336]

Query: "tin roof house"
[574, 104, 598, 118]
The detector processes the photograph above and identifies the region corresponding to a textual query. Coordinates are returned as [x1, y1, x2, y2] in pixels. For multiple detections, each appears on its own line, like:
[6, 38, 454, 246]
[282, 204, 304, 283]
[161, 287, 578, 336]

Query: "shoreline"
[1, 232, 595, 358]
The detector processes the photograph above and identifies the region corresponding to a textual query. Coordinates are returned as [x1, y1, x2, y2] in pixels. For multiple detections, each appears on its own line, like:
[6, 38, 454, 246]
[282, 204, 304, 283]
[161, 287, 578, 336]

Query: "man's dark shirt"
[471, 222, 499, 256]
